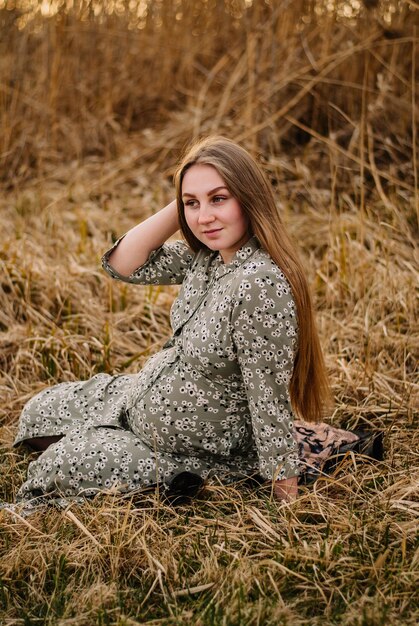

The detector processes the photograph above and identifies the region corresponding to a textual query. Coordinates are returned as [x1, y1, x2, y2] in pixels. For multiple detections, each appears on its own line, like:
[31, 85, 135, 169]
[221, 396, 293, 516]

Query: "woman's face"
[182, 164, 250, 264]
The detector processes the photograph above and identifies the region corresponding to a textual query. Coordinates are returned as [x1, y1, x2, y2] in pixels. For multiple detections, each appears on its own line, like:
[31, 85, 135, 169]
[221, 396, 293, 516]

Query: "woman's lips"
[203, 228, 223, 237]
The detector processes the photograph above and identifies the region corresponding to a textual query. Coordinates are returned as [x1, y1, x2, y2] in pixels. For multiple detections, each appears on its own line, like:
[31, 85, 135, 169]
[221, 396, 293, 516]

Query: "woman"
[14, 137, 372, 507]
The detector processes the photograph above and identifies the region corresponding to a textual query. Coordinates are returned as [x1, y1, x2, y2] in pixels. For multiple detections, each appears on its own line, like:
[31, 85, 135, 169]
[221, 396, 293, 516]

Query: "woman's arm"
[231, 264, 301, 493]
[108, 200, 179, 277]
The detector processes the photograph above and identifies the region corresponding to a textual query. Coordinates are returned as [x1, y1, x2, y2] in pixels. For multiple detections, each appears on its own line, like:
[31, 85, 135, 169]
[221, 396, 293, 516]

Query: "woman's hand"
[273, 476, 298, 502]
[108, 199, 179, 277]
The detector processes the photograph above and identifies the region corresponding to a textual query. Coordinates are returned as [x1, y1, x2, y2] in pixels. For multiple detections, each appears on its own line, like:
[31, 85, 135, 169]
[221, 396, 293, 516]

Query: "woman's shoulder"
[229, 245, 296, 317]
[238, 246, 291, 288]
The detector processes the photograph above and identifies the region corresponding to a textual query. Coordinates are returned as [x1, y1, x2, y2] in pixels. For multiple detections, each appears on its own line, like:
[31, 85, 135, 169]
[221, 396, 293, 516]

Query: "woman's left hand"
[273, 476, 298, 502]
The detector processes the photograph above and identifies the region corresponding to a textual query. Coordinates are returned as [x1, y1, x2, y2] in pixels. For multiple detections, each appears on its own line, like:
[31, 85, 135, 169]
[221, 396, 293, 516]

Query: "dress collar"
[212, 235, 261, 278]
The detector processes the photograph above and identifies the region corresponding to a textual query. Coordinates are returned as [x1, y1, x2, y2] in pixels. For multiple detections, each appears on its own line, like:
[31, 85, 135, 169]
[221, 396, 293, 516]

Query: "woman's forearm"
[273, 476, 298, 502]
[108, 200, 179, 277]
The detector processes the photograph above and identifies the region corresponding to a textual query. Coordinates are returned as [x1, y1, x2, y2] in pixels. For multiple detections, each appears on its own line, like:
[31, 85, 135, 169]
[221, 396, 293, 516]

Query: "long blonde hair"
[174, 136, 331, 423]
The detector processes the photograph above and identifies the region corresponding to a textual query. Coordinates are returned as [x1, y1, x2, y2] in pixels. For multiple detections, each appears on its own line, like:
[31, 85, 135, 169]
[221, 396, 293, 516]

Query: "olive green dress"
[14, 236, 357, 505]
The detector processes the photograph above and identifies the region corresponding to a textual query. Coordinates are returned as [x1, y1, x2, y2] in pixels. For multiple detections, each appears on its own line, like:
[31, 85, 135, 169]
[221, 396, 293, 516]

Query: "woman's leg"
[14, 374, 134, 448]
[16, 423, 194, 503]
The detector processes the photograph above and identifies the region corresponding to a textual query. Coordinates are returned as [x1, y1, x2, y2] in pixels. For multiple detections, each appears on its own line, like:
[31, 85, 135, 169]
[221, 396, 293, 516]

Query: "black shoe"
[164, 471, 205, 504]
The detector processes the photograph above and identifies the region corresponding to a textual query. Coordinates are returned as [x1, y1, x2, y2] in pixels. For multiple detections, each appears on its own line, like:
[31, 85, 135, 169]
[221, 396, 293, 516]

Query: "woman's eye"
[185, 200, 198, 207]
[213, 196, 227, 203]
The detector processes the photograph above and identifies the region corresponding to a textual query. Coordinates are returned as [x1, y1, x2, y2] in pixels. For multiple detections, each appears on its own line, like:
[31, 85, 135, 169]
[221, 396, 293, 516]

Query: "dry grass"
[0, 1, 418, 624]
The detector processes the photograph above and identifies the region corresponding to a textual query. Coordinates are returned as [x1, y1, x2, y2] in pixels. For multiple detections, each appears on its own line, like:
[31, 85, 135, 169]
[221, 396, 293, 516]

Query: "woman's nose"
[197, 205, 215, 224]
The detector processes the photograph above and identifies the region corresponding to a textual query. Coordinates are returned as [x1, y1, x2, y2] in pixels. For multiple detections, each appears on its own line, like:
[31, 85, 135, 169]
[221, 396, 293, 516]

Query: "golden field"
[0, 1, 417, 624]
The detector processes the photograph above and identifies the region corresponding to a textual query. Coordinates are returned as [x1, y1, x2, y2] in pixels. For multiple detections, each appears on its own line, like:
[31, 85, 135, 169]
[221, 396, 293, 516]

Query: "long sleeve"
[230, 267, 300, 481]
[102, 238, 195, 285]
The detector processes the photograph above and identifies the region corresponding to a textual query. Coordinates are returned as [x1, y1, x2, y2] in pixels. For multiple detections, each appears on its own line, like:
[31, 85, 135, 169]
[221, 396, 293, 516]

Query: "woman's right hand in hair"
[107, 200, 179, 277]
